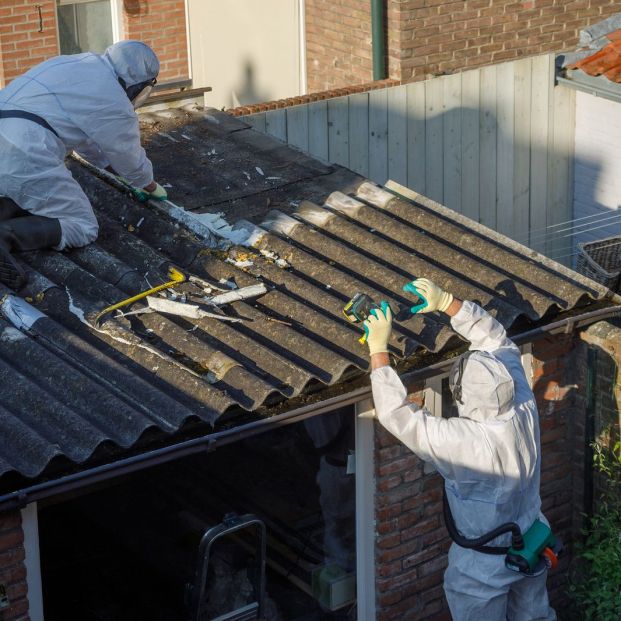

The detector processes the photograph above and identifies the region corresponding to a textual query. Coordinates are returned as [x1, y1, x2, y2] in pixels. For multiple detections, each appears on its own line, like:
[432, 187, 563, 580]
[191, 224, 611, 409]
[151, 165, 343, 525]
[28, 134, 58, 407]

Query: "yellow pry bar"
[94, 266, 186, 325]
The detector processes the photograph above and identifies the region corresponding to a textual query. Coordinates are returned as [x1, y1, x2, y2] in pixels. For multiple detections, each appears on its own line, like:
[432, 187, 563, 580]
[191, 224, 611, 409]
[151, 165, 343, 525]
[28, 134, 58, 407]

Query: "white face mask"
[132, 84, 154, 109]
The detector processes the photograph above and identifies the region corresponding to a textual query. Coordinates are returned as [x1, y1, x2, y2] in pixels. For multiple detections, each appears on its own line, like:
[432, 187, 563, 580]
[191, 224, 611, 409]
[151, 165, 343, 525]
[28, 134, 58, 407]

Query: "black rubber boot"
[0, 216, 62, 291]
[0, 197, 28, 223]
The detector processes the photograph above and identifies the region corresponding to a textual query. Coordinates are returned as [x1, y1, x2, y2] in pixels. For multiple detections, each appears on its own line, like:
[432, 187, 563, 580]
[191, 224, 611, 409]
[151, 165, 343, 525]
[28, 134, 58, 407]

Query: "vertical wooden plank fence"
[242, 55, 574, 261]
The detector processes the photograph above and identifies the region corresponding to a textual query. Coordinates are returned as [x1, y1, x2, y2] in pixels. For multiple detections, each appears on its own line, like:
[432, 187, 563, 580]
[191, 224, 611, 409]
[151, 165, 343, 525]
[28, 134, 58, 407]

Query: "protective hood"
[103, 40, 159, 89]
[449, 350, 515, 422]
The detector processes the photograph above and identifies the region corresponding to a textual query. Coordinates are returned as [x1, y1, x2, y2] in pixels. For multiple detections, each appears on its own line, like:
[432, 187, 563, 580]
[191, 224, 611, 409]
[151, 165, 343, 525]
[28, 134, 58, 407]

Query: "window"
[56, 0, 116, 55]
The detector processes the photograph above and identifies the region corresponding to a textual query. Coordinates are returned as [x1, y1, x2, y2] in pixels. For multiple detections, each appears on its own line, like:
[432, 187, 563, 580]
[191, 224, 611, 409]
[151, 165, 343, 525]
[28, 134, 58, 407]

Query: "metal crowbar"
[94, 266, 186, 326]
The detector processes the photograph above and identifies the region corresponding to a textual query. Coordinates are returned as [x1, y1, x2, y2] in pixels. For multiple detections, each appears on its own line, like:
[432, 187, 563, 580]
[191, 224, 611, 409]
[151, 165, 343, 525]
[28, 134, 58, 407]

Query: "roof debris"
[145, 296, 243, 322]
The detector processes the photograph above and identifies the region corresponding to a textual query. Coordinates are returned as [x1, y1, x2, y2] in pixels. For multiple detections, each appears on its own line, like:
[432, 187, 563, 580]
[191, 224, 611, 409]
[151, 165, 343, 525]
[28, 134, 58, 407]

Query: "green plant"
[568, 439, 621, 620]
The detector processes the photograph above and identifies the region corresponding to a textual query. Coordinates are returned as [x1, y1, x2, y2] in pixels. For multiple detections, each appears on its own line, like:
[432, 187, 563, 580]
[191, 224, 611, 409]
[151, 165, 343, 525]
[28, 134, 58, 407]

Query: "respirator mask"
[119, 76, 157, 109]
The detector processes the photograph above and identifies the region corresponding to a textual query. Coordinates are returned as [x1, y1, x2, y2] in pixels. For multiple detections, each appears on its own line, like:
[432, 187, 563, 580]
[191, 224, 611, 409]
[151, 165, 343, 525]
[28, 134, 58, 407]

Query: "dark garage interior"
[38, 408, 357, 620]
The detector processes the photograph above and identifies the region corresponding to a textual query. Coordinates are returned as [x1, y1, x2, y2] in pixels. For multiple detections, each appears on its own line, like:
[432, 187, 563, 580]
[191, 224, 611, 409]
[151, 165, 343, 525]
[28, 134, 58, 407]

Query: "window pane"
[57, 1, 112, 55]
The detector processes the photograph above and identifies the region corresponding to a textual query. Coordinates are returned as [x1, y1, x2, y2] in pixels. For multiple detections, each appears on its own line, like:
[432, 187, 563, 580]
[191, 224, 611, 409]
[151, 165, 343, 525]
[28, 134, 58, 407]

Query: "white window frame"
[354, 398, 376, 621]
[21, 503, 44, 621]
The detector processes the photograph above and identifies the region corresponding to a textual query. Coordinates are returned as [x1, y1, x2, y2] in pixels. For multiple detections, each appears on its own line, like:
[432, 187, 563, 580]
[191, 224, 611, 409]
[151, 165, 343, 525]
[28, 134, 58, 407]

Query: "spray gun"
[343, 289, 423, 343]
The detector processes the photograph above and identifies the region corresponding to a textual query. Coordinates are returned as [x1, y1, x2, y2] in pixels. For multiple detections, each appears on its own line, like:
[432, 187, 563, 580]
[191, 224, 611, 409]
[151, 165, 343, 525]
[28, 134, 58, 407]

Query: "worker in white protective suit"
[0, 40, 167, 290]
[363, 278, 556, 620]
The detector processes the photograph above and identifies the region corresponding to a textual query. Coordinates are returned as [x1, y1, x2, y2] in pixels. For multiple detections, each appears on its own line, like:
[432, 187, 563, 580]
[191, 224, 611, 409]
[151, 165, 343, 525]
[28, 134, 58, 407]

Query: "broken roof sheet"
[0, 106, 612, 488]
[560, 13, 621, 97]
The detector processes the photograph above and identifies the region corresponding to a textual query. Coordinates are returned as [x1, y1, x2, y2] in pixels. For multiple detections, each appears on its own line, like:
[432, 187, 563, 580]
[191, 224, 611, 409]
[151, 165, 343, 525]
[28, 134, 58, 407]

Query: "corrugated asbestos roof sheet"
[0, 107, 611, 488]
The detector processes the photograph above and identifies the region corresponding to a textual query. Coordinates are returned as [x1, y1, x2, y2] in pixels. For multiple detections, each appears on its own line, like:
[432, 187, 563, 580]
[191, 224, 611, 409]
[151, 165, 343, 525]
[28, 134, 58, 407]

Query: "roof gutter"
[557, 74, 621, 105]
[1, 303, 620, 512]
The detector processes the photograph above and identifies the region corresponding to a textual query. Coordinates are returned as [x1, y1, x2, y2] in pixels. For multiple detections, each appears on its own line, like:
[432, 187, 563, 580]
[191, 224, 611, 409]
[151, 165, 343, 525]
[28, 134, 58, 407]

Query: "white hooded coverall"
[371, 301, 556, 620]
[0, 41, 157, 250]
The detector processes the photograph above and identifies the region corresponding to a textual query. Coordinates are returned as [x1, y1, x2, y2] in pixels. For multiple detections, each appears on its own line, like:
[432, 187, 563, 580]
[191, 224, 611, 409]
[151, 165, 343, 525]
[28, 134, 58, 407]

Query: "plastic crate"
[576, 236, 621, 291]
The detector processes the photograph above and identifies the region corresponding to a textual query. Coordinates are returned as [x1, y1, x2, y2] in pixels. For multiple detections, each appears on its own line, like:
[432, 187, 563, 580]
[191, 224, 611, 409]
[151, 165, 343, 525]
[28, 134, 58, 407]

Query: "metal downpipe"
[371, 0, 386, 81]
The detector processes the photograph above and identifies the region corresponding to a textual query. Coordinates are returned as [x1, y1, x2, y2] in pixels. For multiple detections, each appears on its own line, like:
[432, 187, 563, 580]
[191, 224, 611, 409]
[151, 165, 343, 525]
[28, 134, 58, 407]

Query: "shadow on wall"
[231, 59, 272, 110]
[245, 76, 607, 269]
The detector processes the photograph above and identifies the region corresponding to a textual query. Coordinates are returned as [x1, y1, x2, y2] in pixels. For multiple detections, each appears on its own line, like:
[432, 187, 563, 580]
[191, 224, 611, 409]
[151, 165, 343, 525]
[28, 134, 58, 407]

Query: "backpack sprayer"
[442, 473, 561, 576]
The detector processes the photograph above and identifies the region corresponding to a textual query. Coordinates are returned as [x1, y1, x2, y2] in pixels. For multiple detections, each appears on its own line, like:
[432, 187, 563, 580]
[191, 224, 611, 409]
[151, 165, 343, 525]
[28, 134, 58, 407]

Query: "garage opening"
[39, 406, 358, 620]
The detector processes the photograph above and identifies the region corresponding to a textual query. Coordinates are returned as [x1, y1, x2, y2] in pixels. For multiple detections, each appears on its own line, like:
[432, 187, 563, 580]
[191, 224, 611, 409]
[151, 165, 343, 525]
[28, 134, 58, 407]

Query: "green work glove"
[115, 177, 167, 202]
[363, 301, 392, 355]
[132, 182, 168, 202]
[403, 278, 453, 314]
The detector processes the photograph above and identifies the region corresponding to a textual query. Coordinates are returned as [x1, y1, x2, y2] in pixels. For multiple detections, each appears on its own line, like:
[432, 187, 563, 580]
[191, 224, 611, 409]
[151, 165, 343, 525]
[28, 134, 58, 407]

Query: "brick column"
[0, 511, 29, 621]
[531, 333, 586, 609]
[374, 382, 451, 621]
[0, 1, 59, 88]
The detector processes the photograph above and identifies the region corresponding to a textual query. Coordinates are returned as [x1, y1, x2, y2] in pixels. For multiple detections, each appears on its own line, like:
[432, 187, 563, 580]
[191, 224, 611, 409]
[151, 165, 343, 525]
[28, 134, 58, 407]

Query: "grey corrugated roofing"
[0, 107, 612, 488]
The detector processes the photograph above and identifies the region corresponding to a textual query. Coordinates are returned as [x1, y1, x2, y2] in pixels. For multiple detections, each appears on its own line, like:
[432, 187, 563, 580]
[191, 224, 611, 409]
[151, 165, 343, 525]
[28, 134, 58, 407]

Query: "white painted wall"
[187, 0, 304, 110]
[573, 91, 621, 250]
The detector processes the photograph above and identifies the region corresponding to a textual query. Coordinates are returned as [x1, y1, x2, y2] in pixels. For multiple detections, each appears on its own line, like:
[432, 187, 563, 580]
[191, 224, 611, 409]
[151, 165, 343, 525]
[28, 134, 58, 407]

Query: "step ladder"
[187, 513, 266, 621]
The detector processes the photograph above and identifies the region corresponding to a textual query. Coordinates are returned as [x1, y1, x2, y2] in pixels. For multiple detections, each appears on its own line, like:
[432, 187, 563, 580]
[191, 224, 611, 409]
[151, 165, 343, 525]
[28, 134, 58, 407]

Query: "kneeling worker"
[363, 278, 556, 620]
[0, 40, 167, 290]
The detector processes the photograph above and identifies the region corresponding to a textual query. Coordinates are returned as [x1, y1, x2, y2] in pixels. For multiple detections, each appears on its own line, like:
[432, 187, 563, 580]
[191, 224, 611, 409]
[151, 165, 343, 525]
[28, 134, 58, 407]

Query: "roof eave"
[557, 70, 621, 104]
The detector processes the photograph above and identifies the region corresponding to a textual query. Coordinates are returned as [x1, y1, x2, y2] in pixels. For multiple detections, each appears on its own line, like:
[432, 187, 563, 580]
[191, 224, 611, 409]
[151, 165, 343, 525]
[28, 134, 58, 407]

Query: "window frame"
[55, 0, 123, 55]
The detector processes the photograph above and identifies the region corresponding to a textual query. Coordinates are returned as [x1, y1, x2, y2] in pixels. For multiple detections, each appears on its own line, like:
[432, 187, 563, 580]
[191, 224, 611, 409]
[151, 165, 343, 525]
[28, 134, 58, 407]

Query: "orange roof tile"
[567, 32, 621, 84]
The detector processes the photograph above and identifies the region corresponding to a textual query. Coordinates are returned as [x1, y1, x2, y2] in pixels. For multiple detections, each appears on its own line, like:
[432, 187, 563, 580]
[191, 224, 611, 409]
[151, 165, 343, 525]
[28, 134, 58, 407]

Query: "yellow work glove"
[403, 278, 453, 313]
[363, 301, 393, 355]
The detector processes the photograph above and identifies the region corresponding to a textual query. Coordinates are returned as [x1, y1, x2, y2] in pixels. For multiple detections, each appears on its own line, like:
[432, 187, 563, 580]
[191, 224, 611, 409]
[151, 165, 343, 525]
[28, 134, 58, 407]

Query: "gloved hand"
[363, 301, 392, 355]
[134, 182, 168, 202]
[115, 177, 168, 202]
[403, 278, 453, 313]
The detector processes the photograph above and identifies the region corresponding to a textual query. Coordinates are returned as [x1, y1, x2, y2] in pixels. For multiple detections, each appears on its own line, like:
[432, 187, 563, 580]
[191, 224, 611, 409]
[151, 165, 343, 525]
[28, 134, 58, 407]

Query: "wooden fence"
[242, 55, 575, 260]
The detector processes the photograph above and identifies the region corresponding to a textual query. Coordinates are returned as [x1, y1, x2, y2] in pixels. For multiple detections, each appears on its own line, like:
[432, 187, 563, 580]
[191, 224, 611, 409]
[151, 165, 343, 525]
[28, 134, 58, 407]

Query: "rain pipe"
[371, 0, 386, 81]
[1, 303, 621, 512]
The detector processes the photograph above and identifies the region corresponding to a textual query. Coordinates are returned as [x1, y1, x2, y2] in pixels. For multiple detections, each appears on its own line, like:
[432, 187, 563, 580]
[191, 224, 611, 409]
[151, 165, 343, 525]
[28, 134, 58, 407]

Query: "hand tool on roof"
[94, 266, 186, 326]
[343, 293, 390, 344]
[343, 289, 419, 344]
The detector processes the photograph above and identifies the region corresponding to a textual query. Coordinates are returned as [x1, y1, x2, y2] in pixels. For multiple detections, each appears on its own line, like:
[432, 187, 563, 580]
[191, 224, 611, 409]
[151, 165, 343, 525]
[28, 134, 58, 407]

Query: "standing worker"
[0, 40, 167, 291]
[363, 278, 556, 620]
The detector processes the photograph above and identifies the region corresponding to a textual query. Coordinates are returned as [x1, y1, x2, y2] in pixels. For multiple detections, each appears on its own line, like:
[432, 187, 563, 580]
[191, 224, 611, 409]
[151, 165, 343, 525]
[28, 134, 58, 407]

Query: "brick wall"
[123, 0, 189, 83]
[0, 511, 28, 621]
[0, 0, 188, 88]
[374, 333, 588, 619]
[305, 0, 620, 91]
[0, 1, 59, 87]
